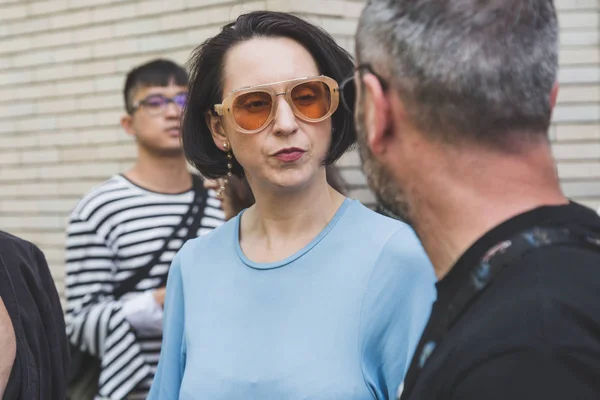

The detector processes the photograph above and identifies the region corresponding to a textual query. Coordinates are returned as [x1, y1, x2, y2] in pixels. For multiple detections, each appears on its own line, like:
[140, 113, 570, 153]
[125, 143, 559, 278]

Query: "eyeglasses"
[212, 76, 340, 134]
[340, 64, 389, 114]
[130, 93, 187, 116]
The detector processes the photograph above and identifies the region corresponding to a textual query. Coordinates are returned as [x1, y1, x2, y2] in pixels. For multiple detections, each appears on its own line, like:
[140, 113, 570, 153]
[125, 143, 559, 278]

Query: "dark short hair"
[357, 0, 558, 149]
[183, 11, 356, 179]
[123, 59, 188, 114]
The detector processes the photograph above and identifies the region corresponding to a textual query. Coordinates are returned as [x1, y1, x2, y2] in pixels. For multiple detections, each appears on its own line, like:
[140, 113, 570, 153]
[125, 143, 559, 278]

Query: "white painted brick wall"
[553, 0, 600, 210]
[0, 0, 598, 298]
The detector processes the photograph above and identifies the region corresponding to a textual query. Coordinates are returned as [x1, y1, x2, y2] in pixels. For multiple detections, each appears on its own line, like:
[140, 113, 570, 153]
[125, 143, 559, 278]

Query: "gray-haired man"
[347, 1, 600, 399]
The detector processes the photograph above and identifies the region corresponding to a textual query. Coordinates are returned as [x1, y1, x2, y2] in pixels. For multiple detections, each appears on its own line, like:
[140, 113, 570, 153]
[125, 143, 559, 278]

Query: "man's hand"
[152, 287, 167, 308]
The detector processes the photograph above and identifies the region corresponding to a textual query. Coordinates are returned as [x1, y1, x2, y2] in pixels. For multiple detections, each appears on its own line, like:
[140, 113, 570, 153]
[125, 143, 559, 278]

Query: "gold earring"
[216, 142, 233, 199]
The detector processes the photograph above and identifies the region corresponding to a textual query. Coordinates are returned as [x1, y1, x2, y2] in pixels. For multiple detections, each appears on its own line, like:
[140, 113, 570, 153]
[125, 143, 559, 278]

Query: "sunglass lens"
[291, 81, 331, 120]
[174, 93, 187, 108]
[232, 91, 273, 131]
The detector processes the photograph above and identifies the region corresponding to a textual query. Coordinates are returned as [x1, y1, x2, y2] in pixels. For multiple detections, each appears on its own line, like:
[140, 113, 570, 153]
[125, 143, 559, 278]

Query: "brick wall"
[0, 0, 598, 298]
[553, 0, 600, 209]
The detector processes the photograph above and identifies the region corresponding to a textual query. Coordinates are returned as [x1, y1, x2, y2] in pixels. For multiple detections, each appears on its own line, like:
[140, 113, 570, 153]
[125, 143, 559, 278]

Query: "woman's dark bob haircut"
[183, 11, 356, 179]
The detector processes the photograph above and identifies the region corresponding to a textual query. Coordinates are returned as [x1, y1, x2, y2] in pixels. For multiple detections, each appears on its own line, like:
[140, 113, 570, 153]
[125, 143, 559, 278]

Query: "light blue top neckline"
[234, 198, 352, 270]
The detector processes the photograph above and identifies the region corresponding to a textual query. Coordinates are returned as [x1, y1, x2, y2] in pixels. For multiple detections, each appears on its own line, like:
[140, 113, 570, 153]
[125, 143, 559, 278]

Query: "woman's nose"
[271, 96, 299, 136]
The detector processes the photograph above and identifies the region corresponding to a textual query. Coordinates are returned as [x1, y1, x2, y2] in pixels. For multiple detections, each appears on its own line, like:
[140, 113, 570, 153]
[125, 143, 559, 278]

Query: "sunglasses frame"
[340, 64, 389, 113]
[212, 75, 340, 134]
[130, 93, 187, 115]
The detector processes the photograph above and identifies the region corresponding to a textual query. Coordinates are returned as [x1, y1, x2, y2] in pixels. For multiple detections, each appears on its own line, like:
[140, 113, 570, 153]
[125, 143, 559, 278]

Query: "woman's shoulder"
[342, 200, 431, 272]
[179, 217, 237, 260]
[342, 199, 416, 241]
[376, 226, 433, 278]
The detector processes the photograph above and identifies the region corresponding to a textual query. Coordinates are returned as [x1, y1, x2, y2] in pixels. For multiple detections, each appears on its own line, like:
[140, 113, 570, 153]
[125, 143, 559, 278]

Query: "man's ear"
[550, 81, 559, 110]
[361, 73, 392, 156]
[120, 114, 136, 137]
[206, 112, 229, 151]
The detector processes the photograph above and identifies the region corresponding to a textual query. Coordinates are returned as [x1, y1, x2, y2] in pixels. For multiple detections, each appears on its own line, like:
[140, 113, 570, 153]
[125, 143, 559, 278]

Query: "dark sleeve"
[28, 243, 70, 394]
[2, 236, 71, 400]
[451, 349, 600, 400]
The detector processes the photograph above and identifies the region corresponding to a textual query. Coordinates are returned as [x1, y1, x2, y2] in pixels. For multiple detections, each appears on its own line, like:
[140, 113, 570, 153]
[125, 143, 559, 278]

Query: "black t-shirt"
[0, 231, 69, 400]
[401, 202, 600, 400]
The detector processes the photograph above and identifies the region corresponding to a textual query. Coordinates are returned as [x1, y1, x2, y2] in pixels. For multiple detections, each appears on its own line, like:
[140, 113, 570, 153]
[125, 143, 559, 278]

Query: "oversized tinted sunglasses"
[340, 64, 389, 114]
[212, 76, 340, 134]
[130, 93, 187, 116]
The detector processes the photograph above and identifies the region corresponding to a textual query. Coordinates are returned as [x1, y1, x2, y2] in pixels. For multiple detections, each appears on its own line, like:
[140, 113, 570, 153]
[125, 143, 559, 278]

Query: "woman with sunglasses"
[149, 11, 436, 400]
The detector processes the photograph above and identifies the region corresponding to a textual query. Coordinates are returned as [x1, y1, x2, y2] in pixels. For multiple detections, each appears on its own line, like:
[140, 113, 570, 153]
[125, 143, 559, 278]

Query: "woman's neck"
[240, 176, 346, 263]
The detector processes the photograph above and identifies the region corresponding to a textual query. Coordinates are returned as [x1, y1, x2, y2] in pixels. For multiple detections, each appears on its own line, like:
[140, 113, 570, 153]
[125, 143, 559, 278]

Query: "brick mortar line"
[0, 88, 135, 104]
[0, 2, 241, 40]
[0, 125, 122, 134]
[0, 22, 226, 59]
[0, 43, 195, 73]
[1, 212, 80, 217]
[561, 177, 600, 182]
[554, 140, 600, 144]
[0, 38, 274, 75]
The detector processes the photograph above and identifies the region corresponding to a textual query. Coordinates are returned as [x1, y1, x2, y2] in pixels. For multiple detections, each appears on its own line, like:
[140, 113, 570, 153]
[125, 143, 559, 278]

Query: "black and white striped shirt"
[65, 174, 225, 399]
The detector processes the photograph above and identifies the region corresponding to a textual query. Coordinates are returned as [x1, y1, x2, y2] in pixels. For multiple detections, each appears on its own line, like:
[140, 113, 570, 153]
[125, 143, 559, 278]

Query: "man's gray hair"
[356, 0, 559, 148]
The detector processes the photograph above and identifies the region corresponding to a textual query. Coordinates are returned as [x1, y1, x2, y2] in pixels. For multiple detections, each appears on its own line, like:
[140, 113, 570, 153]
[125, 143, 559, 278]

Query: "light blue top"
[148, 199, 436, 400]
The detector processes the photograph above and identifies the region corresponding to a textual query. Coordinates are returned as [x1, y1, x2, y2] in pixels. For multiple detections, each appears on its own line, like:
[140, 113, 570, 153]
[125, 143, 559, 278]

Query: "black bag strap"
[401, 226, 600, 400]
[155, 187, 207, 289]
[113, 175, 205, 299]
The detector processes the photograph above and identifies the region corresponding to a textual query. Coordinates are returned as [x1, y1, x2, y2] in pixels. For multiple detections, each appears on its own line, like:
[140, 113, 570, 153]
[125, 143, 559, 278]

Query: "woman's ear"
[206, 112, 229, 151]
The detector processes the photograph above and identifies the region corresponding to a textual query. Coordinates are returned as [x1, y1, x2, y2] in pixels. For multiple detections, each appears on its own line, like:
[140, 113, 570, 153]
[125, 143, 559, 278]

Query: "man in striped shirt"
[65, 59, 225, 399]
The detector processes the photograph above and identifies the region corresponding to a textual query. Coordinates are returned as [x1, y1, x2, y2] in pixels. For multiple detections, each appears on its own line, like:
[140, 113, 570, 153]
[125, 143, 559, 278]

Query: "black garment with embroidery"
[0, 231, 69, 400]
[401, 203, 600, 400]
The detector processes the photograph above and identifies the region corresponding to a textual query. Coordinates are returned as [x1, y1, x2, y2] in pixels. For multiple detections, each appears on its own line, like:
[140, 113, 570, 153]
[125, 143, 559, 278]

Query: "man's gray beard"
[355, 103, 414, 225]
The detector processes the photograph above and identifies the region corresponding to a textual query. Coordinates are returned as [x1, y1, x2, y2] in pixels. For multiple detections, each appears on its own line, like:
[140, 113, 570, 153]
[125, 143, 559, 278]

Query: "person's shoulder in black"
[405, 203, 600, 400]
[0, 231, 69, 400]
